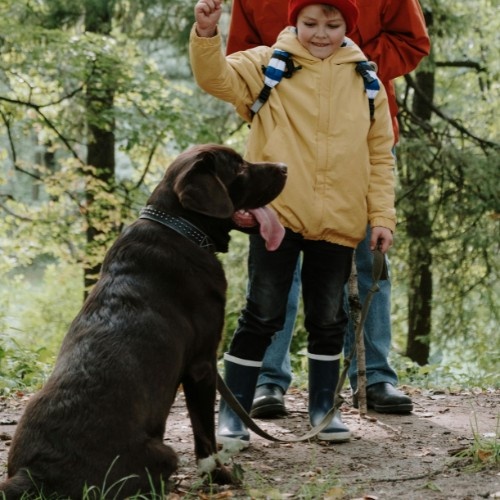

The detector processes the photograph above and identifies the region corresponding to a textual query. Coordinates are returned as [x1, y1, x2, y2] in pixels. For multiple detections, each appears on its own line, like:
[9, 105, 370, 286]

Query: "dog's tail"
[0, 469, 38, 500]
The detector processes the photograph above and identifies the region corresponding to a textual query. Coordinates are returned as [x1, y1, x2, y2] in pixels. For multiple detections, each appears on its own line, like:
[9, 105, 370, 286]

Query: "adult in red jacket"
[226, 0, 430, 416]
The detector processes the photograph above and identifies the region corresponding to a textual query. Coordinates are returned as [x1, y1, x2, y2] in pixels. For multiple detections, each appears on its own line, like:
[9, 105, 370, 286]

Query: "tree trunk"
[404, 10, 435, 365]
[84, 0, 116, 294]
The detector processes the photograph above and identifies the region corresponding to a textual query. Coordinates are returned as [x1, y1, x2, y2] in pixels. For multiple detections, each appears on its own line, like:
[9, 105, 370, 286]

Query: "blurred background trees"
[0, 0, 498, 392]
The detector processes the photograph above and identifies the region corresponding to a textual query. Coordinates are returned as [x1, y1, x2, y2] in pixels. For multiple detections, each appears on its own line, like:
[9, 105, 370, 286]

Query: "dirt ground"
[0, 387, 498, 499]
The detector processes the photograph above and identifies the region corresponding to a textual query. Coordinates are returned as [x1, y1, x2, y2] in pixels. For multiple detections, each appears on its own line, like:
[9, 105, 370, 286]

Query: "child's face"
[296, 4, 347, 59]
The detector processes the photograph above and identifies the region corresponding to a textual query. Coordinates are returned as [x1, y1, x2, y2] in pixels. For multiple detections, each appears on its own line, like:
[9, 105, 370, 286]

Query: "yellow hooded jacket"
[190, 26, 396, 249]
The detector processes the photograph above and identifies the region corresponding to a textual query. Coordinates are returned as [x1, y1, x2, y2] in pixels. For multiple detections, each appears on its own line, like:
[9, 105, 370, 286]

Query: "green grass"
[451, 413, 500, 472]
[0, 461, 172, 500]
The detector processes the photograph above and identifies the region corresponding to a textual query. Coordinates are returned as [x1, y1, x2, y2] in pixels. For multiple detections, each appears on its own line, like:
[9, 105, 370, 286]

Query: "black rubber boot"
[250, 383, 287, 419]
[217, 354, 261, 449]
[353, 382, 413, 413]
[308, 355, 351, 442]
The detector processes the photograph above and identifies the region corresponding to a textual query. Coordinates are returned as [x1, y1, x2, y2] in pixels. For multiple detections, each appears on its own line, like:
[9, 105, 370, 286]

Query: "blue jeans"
[228, 231, 353, 362]
[256, 227, 398, 391]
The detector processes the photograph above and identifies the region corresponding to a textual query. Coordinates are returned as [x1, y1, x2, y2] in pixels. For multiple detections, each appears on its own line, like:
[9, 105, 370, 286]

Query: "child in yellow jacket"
[190, 0, 396, 447]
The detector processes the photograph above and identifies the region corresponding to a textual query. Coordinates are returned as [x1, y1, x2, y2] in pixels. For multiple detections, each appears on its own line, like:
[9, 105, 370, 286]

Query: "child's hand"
[194, 0, 222, 37]
[370, 226, 393, 253]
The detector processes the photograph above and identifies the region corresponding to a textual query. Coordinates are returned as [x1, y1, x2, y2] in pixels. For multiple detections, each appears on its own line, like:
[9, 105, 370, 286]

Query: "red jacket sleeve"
[350, 0, 430, 83]
[226, 0, 289, 54]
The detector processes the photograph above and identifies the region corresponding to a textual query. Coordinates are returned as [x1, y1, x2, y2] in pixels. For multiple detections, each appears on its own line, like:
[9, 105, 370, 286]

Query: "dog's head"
[146, 144, 287, 252]
[152, 144, 287, 218]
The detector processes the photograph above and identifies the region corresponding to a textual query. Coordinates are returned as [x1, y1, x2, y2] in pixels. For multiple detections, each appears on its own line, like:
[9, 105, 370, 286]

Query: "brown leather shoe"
[250, 383, 287, 419]
[353, 382, 413, 413]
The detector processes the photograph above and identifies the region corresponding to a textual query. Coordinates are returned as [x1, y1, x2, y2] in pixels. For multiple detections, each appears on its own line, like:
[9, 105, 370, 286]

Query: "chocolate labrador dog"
[0, 144, 287, 499]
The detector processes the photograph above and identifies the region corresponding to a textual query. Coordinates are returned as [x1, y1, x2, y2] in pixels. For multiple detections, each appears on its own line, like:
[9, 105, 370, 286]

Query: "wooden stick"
[347, 252, 367, 416]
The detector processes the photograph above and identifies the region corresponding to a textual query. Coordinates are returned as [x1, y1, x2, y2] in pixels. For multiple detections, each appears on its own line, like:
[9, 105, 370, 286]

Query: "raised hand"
[194, 0, 223, 37]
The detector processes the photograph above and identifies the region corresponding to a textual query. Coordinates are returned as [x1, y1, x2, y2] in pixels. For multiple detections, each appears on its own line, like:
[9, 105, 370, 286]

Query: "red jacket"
[226, 0, 430, 143]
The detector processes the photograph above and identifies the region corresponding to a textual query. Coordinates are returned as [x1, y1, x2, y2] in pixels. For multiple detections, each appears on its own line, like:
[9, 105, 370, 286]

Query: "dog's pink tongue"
[248, 207, 285, 251]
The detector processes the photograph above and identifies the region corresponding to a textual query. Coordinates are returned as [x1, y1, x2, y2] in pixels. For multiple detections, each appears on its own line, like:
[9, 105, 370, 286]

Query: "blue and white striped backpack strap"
[250, 48, 297, 116]
[355, 61, 380, 121]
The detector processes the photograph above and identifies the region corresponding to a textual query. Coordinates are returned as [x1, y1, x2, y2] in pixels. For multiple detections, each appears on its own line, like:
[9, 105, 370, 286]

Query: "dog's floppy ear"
[173, 156, 234, 218]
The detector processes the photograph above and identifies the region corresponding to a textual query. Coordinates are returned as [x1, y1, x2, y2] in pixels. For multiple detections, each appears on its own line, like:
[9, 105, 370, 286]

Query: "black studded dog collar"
[139, 205, 216, 253]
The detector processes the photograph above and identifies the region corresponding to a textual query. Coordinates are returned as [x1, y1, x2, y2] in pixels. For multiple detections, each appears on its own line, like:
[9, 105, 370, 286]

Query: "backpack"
[251, 49, 380, 121]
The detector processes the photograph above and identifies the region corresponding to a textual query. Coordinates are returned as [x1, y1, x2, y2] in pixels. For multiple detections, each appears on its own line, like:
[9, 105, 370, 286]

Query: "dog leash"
[216, 249, 387, 443]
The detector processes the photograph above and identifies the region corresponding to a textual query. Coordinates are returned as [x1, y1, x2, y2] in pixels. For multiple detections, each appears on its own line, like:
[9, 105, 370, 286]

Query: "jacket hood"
[273, 27, 367, 65]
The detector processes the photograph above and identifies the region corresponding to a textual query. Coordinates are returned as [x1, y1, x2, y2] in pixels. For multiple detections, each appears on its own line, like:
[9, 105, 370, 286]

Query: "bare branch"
[435, 60, 486, 72]
[403, 74, 499, 150]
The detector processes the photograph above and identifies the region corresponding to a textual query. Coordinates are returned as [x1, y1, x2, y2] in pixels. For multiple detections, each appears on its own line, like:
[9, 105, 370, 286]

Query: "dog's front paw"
[198, 456, 242, 485]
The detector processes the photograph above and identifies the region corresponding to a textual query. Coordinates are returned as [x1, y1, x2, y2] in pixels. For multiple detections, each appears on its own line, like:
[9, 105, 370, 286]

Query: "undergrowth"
[1, 246, 498, 395]
[0, 459, 172, 500]
[450, 413, 500, 472]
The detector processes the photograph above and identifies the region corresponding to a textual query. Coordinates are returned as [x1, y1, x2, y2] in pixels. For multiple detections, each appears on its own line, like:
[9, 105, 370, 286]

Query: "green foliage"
[0, 338, 49, 395]
[0, 261, 82, 394]
[0, 1, 228, 275]
[389, 354, 499, 390]
[392, 0, 499, 364]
